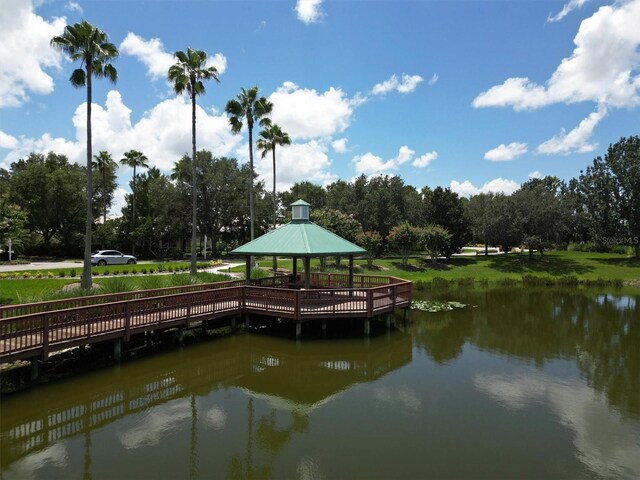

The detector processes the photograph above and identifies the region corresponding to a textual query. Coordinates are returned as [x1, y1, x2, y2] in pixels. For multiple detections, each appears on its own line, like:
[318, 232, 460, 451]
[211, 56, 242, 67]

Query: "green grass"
[0, 272, 233, 305]
[250, 251, 640, 284]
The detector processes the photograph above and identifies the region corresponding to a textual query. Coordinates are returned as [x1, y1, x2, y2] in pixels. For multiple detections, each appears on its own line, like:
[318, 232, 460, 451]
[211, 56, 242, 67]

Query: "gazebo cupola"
[291, 199, 310, 221]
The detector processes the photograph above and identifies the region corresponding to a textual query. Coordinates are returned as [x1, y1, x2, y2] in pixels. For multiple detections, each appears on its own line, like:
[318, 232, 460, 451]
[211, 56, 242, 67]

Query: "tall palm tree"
[168, 48, 219, 276]
[51, 21, 118, 289]
[119, 150, 148, 255]
[257, 123, 290, 271]
[225, 86, 273, 242]
[92, 151, 117, 225]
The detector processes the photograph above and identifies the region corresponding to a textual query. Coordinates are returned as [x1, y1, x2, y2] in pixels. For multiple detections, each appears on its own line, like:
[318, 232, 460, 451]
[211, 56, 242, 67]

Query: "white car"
[91, 250, 137, 266]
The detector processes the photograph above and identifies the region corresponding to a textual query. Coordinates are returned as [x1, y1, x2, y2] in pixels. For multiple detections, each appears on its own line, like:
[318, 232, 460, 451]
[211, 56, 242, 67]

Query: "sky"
[1, 0, 639, 216]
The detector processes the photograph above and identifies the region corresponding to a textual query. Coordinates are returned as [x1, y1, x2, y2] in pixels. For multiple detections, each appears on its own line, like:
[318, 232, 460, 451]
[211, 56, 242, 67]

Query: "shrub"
[456, 277, 475, 287]
[58, 270, 65, 278]
[141, 268, 148, 274]
[70, 269, 76, 277]
[113, 269, 119, 275]
[22, 272, 31, 279]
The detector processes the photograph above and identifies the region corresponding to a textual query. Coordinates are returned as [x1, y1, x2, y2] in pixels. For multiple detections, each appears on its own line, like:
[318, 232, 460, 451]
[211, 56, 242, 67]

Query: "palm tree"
[225, 86, 273, 242]
[168, 48, 219, 276]
[51, 21, 118, 289]
[92, 151, 117, 225]
[119, 150, 149, 255]
[257, 123, 290, 271]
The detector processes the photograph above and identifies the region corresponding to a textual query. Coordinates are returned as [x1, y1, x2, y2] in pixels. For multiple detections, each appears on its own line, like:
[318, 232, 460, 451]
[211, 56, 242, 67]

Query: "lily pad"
[411, 300, 470, 312]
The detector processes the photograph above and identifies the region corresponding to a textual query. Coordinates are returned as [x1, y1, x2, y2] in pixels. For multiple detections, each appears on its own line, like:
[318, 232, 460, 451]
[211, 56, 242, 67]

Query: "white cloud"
[484, 142, 528, 162]
[0, 0, 66, 108]
[331, 138, 348, 153]
[412, 151, 438, 168]
[473, 0, 640, 110]
[120, 33, 227, 80]
[428, 74, 439, 86]
[528, 170, 542, 179]
[256, 139, 336, 191]
[372, 74, 424, 95]
[547, 0, 591, 23]
[0, 130, 18, 149]
[450, 177, 520, 197]
[65, 1, 83, 14]
[295, 0, 324, 24]
[353, 145, 437, 176]
[394, 145, 415, 165]
[1, 90, 241, 173]
[353, 152, 396, 176]
[536, 104, 607, 155]
[268, 82, 360, 140]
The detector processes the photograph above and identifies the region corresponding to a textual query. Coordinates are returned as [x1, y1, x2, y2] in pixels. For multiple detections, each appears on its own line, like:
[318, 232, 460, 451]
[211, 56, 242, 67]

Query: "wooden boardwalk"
[0, 274, 412, 363]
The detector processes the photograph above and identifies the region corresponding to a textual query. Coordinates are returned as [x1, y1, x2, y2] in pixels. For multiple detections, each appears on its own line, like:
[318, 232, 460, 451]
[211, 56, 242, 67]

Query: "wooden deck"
[0, 274, 412, 363]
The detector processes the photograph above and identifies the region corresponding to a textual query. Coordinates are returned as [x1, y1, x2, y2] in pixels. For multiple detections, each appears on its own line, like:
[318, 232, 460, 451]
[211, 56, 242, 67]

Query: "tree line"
[2, 136, 638, 262]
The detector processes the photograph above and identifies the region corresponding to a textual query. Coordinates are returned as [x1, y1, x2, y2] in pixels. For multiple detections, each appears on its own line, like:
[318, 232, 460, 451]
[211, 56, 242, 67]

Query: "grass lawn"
[247, 250, 640, 284]
[0, 272, 233, 305]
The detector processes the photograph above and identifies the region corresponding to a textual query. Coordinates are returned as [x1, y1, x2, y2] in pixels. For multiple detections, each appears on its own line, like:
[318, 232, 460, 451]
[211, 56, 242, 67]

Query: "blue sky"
[1, 0, 638, 215]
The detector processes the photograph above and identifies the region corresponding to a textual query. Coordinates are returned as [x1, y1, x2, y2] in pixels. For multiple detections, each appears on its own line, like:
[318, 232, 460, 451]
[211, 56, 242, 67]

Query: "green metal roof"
[230, 220, 366, 257]
[290, 199, 311, 206]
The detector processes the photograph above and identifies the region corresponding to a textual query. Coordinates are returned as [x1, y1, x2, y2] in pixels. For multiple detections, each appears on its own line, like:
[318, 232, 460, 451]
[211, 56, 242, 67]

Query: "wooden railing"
[0, 274, 411, 363]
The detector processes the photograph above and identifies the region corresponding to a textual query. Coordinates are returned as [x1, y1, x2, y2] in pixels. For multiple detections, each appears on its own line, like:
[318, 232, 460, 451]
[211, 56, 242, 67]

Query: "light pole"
[7, 238, 12, 262]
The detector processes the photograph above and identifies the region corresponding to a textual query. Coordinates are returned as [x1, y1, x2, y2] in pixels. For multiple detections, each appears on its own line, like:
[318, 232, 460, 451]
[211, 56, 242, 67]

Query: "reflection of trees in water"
[410, 289, 640, 418]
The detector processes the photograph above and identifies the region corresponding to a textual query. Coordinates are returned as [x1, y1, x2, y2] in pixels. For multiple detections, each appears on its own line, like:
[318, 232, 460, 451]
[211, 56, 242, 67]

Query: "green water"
[1, 288, 638, 479]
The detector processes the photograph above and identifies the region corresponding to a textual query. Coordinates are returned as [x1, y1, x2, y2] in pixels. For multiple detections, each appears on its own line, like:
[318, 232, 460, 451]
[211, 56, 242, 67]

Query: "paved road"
[0, 261, 243, 274]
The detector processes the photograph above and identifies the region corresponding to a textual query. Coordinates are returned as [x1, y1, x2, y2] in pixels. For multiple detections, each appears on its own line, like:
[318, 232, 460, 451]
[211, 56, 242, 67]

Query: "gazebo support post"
[348, 255, 354, 289]
[245, 256, 251, 285]
[292, 256, 298, 286]
[304, 257, 311, 289]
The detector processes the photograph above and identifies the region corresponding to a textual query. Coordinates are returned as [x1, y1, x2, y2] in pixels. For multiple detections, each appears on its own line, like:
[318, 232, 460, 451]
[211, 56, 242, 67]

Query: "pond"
[1, 288, 639, 479]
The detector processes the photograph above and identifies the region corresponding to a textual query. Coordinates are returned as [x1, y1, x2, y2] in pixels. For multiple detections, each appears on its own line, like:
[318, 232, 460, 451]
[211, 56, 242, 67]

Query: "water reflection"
[1, 331, 411, 478]
[475, 371, 640, 479]
[409, 288, 640, 419]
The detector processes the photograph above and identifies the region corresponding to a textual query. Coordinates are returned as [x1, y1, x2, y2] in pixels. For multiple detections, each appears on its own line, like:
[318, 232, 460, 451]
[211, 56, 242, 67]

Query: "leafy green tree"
[0, 198, 28, 256]
[168, 47, 219, 275]
[466, 193, 494, 255]
[512, 176, 569, 257]
[356, 230, 383, 267]
[7, 152, 85, 254]
[387, 222, 421, 266]
[225, 86, 273, 242]
[312, 208, 363, 266]
[420, 224, 451, 263]
[421, 186, 471, 258]
[119, 150, 148, 255]
[578, 136, 640, 258]
[281, 181, 328, 217]
[51, 20, 118, 288]
[92, 151, 117, 225]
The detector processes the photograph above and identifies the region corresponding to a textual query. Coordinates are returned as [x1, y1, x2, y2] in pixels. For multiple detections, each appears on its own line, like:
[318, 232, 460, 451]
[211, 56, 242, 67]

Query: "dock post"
[364, 318, 370, 337]
[30, 358, 39, 382]
[231, 316, 237, 331]
[296, 321, 302, 339]
[245, 314, 250, 327]
[113, 339, 122, 362]
[385, 313, 392, 331]
[403, 307, 409, 323]
[177, 328, 184, 346]
[322, 319, 327, 337]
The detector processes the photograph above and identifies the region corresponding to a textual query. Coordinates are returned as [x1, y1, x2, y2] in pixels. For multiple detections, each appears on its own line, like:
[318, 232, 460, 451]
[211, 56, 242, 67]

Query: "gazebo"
[231, 200, 366, 289]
